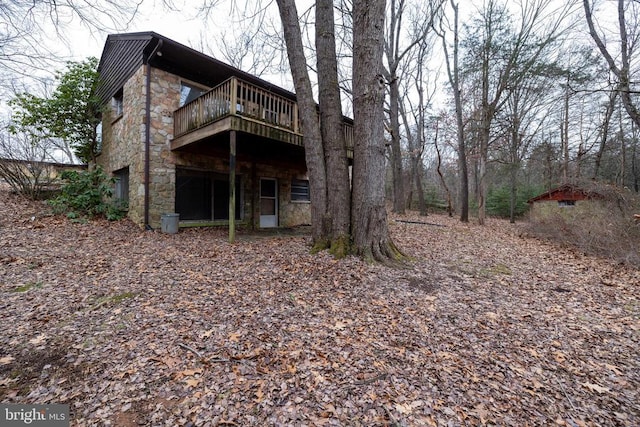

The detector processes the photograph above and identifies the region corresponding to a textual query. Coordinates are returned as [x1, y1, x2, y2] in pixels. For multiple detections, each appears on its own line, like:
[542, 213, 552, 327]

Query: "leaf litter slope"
[0, 190, 638, 426]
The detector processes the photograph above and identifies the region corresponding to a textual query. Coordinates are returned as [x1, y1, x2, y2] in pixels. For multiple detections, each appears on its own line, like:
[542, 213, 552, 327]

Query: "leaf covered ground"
[0, 189, 638, 426]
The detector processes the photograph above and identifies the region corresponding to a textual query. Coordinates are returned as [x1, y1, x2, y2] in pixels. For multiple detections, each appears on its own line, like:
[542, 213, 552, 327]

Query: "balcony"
[171, 76, 353, 157]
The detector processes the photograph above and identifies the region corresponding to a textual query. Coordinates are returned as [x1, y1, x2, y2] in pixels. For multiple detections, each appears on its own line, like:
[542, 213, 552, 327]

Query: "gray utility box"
[161, 213, 180, 234]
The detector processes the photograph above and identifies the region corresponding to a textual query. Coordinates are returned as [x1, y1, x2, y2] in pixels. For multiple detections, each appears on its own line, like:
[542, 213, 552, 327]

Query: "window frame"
[112, 89, 123, 119]
[179, 79, 209, 107]
[113, 167, 129, 209]
[558, 200, 576, 207]
[291, 179, 310, 203]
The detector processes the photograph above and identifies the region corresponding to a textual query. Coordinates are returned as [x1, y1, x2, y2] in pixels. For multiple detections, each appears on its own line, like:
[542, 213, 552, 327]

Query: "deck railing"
[174, 77, 300, 138]
[173, 76, 353, 154]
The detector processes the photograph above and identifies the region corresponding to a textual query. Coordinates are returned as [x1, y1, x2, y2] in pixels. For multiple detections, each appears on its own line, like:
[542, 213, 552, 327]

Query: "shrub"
[486, 184, 543, 219]
[48, 167, 127, 220]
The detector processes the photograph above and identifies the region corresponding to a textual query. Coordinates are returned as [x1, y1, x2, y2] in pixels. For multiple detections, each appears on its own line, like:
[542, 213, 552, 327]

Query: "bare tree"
[383, 0, 442, 214]
[462, 0, 572, 225]
[0, 122, 58, 199]
[316, 0, 351, 253]
[0, 1, 142, 75]
[351, 0, 403, 261]
[593, 90, 619, 180]
[436, 0, 469, 222]
[275, 0, 329, 245]
[584, 0, 640, 129]
[498, 75, 549, 223]
[398, 29, 439, 216]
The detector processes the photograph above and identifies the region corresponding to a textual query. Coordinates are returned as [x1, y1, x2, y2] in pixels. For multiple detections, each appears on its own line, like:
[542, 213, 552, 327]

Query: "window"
[95, 122, 103, 155]
[558, 200, 575, 207]
[112, 89, 123, 117]
[291, 179, 310, 202]
[180, 81, 207, 107]
[113, 167, 129, 208]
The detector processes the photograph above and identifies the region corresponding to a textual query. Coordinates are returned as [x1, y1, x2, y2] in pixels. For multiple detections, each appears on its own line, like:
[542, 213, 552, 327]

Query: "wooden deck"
[171, 76, 353, 157]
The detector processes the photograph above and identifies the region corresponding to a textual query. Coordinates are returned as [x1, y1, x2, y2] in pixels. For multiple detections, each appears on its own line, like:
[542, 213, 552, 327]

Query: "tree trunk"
[561, 77, 570, 184]
[593, 90, 617, 180]
[584, 0, 640, 130]
[275, 0, 328, 244]
[389, 77, 405, 214]
[316, 0, 351, 255]
[477, 109, 491, 225]
[440, 0, 468, 222]
[399, 99, 426, 216]
[414, 157, 427, 216]
[351, 0, 401, 262]
[619, 102, 626, 187]
[509, 164, 517, 224]
[434, 120, 453, 216]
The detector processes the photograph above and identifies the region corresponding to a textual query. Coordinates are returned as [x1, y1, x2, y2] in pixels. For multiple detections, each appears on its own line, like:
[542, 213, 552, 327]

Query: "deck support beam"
[229, 130, 236, 243]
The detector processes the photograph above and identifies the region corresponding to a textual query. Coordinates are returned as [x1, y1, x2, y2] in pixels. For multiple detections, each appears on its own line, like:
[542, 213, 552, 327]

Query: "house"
[95, 32, 353, 232]
[527, 184, 601, 207]
[527, 184, 605, 220]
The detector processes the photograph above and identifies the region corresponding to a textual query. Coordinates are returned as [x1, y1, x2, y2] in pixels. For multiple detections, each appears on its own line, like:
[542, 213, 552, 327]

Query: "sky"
[60, 2, 224, 63]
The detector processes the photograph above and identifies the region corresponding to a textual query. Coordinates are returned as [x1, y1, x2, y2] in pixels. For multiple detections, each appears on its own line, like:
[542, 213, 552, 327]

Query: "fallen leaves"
[0, 189, 638, 426]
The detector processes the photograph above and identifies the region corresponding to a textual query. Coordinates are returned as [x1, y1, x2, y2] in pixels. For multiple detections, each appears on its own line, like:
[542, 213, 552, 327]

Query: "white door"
[259, 178, 278, 228]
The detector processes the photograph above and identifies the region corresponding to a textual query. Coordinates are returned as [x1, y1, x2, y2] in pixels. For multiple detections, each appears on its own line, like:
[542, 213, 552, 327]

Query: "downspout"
[143, 39, 163, 229]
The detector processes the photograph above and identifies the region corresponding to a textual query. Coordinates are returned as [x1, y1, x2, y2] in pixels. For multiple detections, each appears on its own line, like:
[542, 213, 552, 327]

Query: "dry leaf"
[185, 378, 202, 387]
[486, 311, 499, 320]
[581, 382, 610, 394]
[28, 334, 47, 345]
[395, 402, 413, 414]
[0, 355, 14, 365]
[200, 329, 215, 338]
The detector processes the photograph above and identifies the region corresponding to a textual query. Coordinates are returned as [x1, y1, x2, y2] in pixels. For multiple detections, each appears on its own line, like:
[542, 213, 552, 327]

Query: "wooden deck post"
[230, 77, 238, 115]
[229, 130, 236, 243]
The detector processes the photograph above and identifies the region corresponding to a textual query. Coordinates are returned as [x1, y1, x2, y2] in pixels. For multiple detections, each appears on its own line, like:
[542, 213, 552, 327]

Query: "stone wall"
[98, 64, 311, 229]
[97, 66, 147, 225]
[147, 68, 180, 227]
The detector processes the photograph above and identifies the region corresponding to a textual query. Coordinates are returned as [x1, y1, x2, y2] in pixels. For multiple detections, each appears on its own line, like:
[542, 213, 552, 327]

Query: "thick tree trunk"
[351, 0, 401, 262]
[275, 0, 328, 244]
[316, 0, 351, 255]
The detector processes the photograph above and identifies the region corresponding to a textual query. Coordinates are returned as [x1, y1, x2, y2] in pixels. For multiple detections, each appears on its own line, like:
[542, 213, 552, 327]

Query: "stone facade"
[98, 66, 147, 225]
[97, 64, 311, 229]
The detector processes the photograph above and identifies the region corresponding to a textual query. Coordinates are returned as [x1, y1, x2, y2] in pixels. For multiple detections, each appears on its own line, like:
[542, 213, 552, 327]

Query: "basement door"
[259, 178, 278, 228]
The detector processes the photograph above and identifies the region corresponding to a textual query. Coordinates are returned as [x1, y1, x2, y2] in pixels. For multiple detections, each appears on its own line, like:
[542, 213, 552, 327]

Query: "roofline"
[100, 31, 297, 100]
[527, 184, 598, 204]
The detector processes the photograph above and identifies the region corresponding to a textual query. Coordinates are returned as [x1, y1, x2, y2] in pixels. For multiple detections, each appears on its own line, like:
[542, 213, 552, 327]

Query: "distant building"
[527, 184, 600, 207]
[527, 184, 605, 220]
